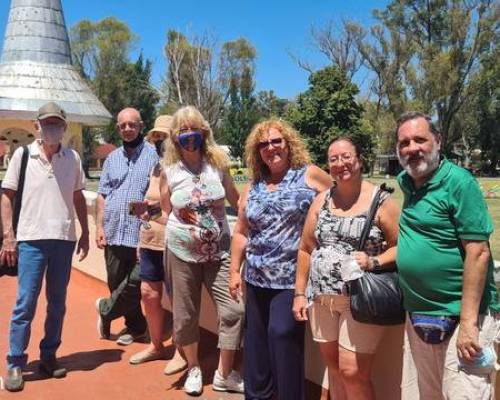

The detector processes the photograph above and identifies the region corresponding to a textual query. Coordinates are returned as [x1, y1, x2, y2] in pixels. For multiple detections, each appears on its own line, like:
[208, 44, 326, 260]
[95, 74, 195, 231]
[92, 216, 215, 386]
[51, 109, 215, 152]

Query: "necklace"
[182, 160, 202, 184]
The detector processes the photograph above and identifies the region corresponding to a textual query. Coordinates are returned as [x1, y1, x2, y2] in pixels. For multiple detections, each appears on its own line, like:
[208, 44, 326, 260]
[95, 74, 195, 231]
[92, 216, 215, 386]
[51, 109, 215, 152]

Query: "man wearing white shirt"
[0, 102, 89, 392]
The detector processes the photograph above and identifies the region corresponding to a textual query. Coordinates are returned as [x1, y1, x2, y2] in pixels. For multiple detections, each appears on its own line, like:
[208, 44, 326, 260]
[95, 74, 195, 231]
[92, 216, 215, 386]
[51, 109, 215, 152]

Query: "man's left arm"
[457, 239, 491, 361]
[452, 176, 494, 361]
[73, 189, 89, 261]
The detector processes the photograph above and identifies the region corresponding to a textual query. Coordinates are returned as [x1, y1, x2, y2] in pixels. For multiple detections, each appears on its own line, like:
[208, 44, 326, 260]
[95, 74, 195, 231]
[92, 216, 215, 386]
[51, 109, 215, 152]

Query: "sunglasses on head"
[258, 138, 284, 151]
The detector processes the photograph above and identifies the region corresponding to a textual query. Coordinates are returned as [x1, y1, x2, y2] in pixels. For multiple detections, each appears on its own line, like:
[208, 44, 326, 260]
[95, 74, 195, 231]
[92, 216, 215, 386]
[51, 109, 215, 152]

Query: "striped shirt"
[98, 141, 159, 248]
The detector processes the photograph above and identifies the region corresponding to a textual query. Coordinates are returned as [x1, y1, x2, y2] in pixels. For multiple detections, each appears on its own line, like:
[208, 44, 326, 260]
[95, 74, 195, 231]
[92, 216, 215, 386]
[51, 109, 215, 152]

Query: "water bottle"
[458, 346, 498, 375]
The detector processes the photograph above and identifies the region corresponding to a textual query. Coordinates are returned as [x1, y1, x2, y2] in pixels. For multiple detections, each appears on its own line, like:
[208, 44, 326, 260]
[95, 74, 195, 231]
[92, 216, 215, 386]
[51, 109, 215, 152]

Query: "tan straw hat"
[147, 115, 172, 138]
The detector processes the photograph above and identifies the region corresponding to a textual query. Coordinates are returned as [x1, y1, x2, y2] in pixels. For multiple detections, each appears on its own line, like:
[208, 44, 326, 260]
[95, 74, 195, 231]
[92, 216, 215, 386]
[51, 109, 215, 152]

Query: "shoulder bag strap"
[356, 187, 383, 251]
[12, 146, 29, 234]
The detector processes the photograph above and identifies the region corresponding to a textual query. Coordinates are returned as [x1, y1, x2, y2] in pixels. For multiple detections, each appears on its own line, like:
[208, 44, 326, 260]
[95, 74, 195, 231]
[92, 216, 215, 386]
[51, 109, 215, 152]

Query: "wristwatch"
[370, 257, 382, 272]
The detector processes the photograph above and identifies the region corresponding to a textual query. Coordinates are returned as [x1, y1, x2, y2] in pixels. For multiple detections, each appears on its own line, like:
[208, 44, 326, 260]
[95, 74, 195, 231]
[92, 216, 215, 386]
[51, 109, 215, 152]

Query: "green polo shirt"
[396, 159, 499, 316]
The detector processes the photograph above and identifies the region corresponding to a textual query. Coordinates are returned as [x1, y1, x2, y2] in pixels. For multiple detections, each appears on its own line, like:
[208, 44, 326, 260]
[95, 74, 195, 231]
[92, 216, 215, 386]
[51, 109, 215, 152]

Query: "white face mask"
[40, 124, 64, 145]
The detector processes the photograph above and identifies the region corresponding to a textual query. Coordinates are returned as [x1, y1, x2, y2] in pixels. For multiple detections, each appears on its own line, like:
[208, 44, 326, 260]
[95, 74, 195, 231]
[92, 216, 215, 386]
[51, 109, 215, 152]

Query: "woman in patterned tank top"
[159, 106, 244, 396]
[229, 119, 331, 400]
[293, 137, 400, 400]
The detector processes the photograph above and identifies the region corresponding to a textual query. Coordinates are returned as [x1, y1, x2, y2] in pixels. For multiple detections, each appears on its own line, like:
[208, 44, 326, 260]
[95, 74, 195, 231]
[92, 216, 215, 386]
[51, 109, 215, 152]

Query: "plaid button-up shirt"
[98, 141, 159, 248]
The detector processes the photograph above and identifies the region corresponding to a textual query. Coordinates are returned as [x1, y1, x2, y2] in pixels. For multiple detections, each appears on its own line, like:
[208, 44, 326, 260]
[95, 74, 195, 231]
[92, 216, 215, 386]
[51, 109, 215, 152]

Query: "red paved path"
[0, 269, 323, 399]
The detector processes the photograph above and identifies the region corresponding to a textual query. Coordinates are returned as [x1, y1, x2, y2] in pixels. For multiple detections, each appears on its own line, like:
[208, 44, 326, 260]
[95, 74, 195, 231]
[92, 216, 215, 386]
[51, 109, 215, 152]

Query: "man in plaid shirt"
[95, 107, 159, 346]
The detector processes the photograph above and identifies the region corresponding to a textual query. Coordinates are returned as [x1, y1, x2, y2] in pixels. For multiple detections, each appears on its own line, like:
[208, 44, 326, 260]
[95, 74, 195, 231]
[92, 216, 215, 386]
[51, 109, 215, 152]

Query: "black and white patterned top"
[307, 187, 389, 300]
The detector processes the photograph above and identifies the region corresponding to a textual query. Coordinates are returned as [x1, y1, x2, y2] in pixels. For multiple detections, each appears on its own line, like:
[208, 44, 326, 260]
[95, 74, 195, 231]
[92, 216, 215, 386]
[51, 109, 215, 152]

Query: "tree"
[300, 19, 365, 79]
[219, 67, 259, 161]
[287, 66, 371, 167]
[70, 18, 160, 146]
[256, 90, 291, 119]
[121, 54, 160, 134]
[161, 31, 256, 130]
[459, 45, 500, 174]
[352, 0, 500, 153]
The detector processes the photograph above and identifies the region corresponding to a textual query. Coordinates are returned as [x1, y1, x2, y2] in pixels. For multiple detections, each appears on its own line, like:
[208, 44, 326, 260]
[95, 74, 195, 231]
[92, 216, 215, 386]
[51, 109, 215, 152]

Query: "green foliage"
[461, 47, 500, 175]
[474, 56, 500, 174]
[357, 0, 500, 154]
[120, 54, 160, 134]
[287, 66, 372, 167]
[162, 32, 257, 130]
[256, 90, 291, 119]
[70, 18, 159, 146]
[219, 66, 259, 161]
[218, 38, 259, 160]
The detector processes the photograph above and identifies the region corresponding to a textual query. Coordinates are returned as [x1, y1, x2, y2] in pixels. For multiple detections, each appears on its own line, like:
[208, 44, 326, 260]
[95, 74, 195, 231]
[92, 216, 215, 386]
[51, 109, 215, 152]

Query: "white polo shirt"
[2, 140, 85, 241]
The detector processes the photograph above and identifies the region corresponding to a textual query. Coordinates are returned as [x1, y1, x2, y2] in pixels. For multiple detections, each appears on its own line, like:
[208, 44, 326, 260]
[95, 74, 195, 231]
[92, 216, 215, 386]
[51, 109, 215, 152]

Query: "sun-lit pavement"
[0, 268, 324, 399]
[0, 269, 241, 399]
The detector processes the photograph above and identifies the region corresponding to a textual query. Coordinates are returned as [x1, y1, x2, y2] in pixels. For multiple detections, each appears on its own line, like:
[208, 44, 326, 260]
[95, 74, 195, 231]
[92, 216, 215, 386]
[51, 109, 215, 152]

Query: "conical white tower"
[0, 0, 111, 125]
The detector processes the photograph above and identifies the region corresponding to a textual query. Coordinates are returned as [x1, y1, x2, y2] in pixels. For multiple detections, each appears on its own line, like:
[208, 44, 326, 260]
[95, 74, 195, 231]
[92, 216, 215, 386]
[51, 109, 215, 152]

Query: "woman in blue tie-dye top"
[229, 119, 331, 400]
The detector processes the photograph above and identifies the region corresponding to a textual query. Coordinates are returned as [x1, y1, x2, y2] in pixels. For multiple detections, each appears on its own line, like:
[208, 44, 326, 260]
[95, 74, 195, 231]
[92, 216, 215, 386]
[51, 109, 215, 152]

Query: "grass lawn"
[368, 177, 500, 261]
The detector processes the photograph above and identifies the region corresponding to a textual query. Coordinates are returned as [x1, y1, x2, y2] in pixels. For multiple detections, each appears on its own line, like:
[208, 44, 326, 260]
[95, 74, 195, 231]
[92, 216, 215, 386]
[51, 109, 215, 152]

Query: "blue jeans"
[7, 240, 76, 369]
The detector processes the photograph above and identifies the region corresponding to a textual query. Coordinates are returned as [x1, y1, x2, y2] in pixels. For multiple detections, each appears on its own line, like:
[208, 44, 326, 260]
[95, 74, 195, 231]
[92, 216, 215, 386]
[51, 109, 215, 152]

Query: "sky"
[0, 0, 389, 99]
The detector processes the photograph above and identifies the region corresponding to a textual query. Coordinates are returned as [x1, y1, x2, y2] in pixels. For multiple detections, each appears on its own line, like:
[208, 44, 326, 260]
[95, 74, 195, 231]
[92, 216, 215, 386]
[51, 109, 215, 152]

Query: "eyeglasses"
[258, 138, 284, 151]
[329, 153, 355, 164]
[117, 121, 139, 130]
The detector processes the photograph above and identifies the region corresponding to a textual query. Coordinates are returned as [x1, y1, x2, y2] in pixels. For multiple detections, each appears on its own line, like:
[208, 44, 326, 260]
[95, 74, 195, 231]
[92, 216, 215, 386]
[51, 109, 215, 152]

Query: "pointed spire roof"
[0, 0, 111, 126]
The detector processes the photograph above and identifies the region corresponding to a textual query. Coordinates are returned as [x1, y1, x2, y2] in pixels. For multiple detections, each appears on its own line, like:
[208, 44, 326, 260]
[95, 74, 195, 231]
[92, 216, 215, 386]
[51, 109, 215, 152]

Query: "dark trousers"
[244, 283, 305, 400]
[99, 245, 146, 334]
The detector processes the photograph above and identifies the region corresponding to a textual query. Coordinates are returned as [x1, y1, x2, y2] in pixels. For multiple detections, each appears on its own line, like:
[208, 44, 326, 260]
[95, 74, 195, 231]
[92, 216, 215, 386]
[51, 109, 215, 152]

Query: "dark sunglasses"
[258, 138, 284, 151]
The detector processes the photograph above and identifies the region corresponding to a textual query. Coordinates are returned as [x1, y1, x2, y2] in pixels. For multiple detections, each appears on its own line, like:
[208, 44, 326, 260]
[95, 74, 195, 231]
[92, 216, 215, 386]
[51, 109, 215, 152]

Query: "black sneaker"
[95, 297, 111, 339]
[39, 356, 67, 378]
[4, 367, 24, 392]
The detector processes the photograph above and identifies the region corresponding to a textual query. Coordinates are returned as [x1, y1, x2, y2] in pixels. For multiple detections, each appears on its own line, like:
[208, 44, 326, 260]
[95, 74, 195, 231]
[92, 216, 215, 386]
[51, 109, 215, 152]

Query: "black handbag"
[0, 146, 29, 277]
[348, 184, 405, 325]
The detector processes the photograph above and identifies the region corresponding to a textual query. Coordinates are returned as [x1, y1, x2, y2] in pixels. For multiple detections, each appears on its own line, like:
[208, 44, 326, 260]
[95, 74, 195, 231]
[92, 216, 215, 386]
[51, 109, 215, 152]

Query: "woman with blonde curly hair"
[159, 106, 244, 396]
[229, 119, 331, 400]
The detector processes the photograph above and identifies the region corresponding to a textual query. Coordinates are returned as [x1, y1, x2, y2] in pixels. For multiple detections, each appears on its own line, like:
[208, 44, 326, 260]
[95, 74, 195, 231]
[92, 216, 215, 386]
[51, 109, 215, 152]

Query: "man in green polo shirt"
[395, 111, 499, 400]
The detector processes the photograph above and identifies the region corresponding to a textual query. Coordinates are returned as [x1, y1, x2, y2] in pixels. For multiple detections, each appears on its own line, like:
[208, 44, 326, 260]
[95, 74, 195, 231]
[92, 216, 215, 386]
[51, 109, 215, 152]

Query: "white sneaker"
[184, 366, 203, 396]
[212, 369, 244, 393]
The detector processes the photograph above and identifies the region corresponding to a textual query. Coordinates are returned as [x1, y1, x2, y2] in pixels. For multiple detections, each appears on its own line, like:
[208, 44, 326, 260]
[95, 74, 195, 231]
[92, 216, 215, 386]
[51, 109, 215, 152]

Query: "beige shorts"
[309, 294, 385, 354]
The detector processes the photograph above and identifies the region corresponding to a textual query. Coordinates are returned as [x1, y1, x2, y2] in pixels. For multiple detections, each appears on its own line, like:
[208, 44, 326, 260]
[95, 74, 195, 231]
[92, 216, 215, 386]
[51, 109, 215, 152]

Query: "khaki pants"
[401, 313, 500, 400]
[168, 250, 244, 350]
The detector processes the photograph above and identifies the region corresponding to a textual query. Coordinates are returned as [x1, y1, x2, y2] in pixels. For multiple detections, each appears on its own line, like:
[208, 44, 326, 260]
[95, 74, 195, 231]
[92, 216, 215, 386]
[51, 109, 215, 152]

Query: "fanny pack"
[410, 313, 459, 344]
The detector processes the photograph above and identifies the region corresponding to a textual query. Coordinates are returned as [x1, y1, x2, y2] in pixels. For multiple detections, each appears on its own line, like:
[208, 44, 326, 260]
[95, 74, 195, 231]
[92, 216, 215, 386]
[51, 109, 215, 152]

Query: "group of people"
[1, 100, 498, 400]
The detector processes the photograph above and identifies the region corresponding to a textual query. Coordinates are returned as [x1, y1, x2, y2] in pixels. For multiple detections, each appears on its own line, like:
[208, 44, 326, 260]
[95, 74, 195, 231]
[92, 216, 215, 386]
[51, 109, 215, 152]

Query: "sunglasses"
[117, 121, 139, 130]
[258, 138, 284, 151]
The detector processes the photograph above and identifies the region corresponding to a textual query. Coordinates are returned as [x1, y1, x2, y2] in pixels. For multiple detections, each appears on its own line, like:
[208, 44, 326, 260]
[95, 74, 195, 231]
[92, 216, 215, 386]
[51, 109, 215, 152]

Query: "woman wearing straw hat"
[128, 115, 186, 373]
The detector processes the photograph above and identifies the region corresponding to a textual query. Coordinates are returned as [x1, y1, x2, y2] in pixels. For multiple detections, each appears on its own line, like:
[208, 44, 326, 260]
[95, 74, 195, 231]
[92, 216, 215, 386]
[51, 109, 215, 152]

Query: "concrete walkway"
[0, 269, 323, 399]
[0, 270, 239, 399]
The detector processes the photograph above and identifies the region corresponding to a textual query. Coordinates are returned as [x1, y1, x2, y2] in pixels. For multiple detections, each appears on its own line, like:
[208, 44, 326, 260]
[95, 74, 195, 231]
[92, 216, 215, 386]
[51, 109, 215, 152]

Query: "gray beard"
[397, 144, 440, 180]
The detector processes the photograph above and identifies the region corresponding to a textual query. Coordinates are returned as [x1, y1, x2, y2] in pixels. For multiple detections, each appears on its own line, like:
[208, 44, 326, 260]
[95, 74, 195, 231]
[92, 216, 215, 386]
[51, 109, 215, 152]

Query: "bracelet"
[294, 293, 306, 298]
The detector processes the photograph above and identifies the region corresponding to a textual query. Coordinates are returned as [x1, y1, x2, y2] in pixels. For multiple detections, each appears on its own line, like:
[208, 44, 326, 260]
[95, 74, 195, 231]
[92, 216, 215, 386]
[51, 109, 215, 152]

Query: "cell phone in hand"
[128, 201, 145, 216]
[146, 204, 162, 221]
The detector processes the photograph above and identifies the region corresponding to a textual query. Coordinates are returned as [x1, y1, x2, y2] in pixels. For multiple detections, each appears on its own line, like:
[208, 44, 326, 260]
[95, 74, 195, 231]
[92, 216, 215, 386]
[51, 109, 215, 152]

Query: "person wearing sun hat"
[127, 115, 186, 374]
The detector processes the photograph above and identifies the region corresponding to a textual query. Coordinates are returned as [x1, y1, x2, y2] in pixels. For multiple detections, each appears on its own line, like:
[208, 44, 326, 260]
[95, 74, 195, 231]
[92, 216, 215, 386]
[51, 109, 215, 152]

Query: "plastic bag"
[340, 254, 364, 282]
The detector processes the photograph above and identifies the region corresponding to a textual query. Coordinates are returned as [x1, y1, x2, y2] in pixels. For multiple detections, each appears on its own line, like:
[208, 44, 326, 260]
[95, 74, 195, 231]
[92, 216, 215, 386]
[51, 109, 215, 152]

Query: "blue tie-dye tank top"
[245, 166, 317, 289]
